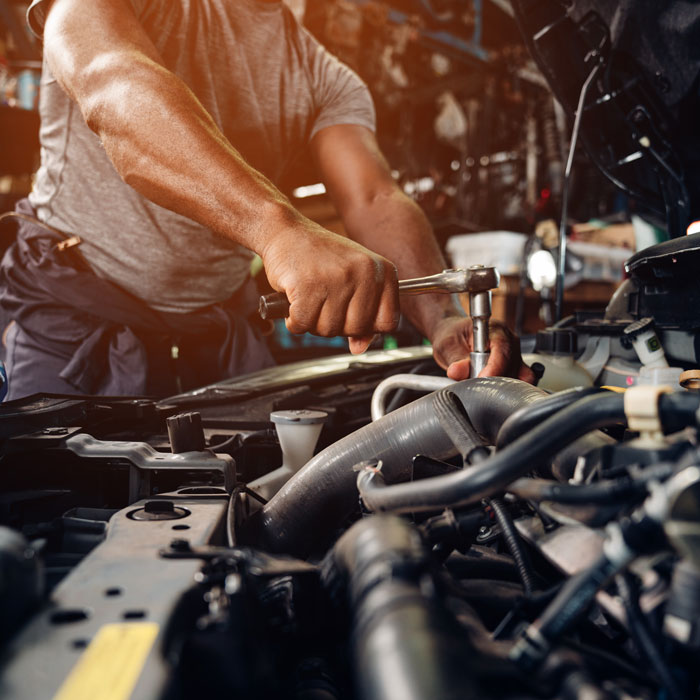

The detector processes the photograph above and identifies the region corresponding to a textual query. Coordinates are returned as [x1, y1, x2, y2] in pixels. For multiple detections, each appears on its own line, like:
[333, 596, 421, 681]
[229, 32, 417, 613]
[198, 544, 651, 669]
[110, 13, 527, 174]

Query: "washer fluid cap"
[623, 317, 654, 339]
[270, 410, 327, 425]
[534, 329, 577, 356]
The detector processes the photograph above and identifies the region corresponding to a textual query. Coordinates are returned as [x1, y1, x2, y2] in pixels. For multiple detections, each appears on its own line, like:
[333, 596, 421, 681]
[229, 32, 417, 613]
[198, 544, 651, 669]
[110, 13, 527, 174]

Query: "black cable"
[208, 435, 240, 452]
[241, 485, 268, 505]
[616, 573, 686, 700]
[555, 61, 602, 322]
[489, 498, 536, 595]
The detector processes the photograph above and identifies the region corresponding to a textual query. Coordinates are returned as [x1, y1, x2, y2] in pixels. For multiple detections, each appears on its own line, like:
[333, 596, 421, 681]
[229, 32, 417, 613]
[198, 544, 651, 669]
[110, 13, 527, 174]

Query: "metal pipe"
[371, 374, 455, 421]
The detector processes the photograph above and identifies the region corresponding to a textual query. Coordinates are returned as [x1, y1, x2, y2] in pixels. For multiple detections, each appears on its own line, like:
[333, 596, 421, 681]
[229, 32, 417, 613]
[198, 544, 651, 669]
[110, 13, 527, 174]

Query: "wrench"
[259, 266, 500, 377]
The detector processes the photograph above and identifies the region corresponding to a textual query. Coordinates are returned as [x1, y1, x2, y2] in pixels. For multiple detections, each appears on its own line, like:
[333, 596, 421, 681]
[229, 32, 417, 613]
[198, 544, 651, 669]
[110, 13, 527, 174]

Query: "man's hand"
[429, 314, 536, 383]
[260, 215, 399, 344]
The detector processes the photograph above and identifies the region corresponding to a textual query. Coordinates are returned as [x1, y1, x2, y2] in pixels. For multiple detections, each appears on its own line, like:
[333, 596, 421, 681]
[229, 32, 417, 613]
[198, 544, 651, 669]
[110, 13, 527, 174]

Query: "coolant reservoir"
[247, 409, 327, 502]
[271, 409, 328, 472]
[522, 329, 593, 392]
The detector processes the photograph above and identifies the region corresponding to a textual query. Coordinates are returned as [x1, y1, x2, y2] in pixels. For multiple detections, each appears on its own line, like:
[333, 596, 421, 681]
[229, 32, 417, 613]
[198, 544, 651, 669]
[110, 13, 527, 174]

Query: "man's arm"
[42, 0, 398, 339]
[312, 124, 534, 381]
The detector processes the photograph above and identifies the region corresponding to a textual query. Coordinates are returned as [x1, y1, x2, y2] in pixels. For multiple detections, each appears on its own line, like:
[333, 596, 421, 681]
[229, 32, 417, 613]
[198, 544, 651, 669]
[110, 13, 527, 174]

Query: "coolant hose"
[244, 378, 547, 556]
[331, 515, 479, 700]
[496, 387, 604, 448]
[357, 391, 700, 515]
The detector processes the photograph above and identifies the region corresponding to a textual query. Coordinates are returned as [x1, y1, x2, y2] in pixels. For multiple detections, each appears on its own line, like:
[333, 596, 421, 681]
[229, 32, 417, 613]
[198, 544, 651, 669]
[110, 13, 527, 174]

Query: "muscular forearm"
[340, 188, 463, 339]
[43, 0, 298, 256]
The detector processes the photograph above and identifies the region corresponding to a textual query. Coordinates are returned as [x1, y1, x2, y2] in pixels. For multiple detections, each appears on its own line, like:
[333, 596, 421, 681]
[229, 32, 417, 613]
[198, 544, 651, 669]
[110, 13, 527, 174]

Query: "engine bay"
[2, 255, 700, 700]
[3, 2, 700, 698]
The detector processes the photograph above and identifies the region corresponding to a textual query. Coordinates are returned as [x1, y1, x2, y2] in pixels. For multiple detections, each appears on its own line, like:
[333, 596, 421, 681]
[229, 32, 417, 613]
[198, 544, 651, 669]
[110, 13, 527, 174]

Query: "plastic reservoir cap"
[270, 410, 327, 425]
[623, 317, 654, 339]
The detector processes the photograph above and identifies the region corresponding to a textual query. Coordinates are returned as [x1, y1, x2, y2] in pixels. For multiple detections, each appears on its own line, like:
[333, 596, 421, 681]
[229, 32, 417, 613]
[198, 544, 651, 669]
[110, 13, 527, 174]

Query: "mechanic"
[0, 0, 534, 399]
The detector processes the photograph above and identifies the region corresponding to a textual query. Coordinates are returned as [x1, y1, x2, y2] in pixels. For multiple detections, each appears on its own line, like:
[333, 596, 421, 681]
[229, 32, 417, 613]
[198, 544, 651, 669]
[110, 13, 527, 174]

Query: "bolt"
[42, 427, 69, 436]
[170, 538, 191, 552]
[144, 500, 175, 514]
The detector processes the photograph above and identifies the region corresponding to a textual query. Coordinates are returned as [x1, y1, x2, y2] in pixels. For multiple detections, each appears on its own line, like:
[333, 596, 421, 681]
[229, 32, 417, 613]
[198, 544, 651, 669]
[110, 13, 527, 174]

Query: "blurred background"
[0, 0, 647, 362]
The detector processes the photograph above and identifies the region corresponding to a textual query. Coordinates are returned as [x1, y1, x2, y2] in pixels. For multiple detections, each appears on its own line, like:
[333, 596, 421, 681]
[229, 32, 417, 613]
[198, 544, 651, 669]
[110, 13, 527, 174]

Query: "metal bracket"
[64, 433, 235, 500]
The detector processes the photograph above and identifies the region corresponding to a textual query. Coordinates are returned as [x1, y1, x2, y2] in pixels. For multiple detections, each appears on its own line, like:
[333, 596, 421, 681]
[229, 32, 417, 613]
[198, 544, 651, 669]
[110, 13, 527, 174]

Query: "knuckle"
[375, 317, 397, 333]
[317, 319, 341, 337]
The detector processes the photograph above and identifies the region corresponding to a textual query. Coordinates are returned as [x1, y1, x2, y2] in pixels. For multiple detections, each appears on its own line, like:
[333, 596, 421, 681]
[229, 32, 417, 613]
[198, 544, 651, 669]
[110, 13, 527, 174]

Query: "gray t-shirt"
[26, 0, 375, 312]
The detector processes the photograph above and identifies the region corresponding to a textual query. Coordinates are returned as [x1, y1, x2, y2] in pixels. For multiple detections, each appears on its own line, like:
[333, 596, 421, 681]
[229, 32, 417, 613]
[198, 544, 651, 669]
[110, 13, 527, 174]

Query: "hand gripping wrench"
[258, 265, 500, 377]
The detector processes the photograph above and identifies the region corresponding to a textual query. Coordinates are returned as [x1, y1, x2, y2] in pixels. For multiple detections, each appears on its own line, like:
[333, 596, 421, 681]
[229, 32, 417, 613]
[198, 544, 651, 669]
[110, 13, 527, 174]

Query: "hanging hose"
[433, 389, 490, 465]
[432, 390, 536, 592]
[489, 498, 536, 596]
[555, 61, 603, 322]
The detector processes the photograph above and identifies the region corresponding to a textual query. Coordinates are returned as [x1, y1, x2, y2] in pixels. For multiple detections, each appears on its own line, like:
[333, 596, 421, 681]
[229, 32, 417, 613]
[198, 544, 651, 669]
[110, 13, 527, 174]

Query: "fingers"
[432, 315, 535, 384]
[446, 358, 471, 381]
[479, 325, 515, 377]
[278, 237, 398, 339]
[478, 325, 535, 383]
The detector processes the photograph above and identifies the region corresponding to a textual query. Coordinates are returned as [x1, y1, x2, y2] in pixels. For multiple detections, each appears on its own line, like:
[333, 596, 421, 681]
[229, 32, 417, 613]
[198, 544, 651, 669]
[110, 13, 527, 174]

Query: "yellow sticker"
[53, 622, 159, 700]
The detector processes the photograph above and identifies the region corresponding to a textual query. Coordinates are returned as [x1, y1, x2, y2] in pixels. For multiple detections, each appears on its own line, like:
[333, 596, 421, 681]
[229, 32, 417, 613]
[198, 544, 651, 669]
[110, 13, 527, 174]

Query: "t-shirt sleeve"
[26, 0, 51, 39]
[27, 0, 148, 39]
[308, 41, 376, 141]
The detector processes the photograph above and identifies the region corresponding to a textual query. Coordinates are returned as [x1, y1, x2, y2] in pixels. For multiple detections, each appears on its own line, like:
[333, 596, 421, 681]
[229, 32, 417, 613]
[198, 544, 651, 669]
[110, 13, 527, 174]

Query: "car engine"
[2, 235, 700, 699]
[4, 1, 700, 699]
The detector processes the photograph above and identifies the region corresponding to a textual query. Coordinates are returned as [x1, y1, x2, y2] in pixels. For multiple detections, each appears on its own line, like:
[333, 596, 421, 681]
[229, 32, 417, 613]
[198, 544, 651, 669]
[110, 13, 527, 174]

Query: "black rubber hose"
[506, 475, 663, 505]
[489, 498, 536, 595]
[358, 392, 627, 514]
[659, 391, 700, 433]
[244, 377, 547, 556]
[496, 387, 604, 449]
[498, 387, 614, 483]
[331, 515, 479, 700]
[616, 573, 686, 700]
[433, 389, 491, 465]
[358, 391, 700, 514]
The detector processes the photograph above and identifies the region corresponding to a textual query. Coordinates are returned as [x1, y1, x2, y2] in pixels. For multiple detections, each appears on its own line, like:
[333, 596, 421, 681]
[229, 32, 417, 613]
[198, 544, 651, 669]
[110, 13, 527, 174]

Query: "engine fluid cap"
[270, 410, 327, 425]
[128, 500, 190, 521]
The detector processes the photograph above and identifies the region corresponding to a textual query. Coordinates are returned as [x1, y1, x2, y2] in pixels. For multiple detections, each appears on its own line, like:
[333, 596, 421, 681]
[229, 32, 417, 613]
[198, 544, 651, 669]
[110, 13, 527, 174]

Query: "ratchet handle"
[259, 291, 291, 320]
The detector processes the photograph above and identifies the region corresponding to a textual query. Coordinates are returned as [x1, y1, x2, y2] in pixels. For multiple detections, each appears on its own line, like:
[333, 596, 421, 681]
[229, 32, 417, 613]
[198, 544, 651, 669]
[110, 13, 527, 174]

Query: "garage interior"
[2, 2, 700, 700]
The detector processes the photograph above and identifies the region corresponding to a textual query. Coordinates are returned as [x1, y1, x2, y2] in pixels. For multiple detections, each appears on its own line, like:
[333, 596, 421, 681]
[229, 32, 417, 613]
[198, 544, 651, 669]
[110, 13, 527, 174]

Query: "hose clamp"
[624, 384, 673, 445]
